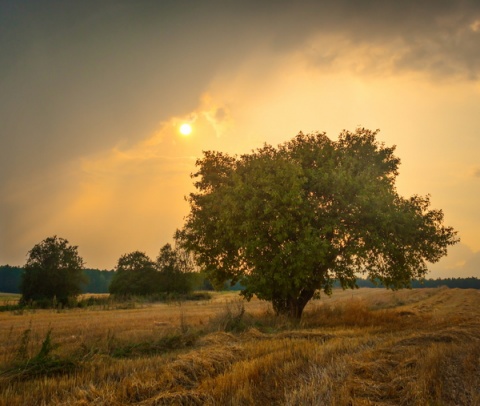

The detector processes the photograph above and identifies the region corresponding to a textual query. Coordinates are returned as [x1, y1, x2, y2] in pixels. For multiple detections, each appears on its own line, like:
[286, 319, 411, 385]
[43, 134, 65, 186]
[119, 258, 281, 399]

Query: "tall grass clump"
[209, 300, 249, 333]
[1, 328, 77, 382]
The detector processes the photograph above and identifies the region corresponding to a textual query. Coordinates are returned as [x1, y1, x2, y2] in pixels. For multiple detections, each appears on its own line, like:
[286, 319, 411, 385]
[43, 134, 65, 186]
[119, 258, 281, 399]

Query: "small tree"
[20, 236, 86, 307]
[109, 251, 158, 297]
[156, 243, 192, 294]
[177, 129, 459, 319]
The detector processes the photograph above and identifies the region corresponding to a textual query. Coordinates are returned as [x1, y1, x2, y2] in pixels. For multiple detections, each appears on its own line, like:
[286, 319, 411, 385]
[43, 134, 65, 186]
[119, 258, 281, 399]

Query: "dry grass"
[0, 293, 20, 302]
[0, 288, 479, 405]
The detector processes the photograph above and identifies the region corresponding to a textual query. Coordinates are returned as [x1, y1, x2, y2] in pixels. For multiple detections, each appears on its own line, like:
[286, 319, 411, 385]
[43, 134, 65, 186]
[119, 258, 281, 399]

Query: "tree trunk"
[272, 289, 316, 320]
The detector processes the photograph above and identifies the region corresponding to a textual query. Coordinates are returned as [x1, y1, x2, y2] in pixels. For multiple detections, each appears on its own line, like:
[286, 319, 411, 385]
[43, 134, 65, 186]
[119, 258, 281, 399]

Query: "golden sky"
[1, 1, 479, 277]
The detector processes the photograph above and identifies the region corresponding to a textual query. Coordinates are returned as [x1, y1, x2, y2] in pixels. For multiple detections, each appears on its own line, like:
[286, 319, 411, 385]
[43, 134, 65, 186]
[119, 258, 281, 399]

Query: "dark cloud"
[285, 1, 480, 79]
[0, 1, 244, 184]
[2, 0, 479, 183]
[474, 168, 480, 177]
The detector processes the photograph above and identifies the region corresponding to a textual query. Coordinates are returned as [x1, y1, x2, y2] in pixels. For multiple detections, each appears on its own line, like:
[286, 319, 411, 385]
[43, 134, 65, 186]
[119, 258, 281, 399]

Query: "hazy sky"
[1, 0, 479, 277]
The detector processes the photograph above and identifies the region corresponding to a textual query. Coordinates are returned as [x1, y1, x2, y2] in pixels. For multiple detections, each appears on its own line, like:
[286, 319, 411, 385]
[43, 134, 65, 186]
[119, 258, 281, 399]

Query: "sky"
[1, 0, 479, 278]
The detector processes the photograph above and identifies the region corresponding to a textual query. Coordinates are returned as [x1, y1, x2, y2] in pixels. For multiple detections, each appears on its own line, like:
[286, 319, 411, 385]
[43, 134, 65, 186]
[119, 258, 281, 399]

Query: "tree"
[177, 129, 458, 319]
[109, 246, 195, 297]
[109, 251, 158, 296]
[20, 236, 86, 307]
[156, 243, 192, 294]
[0, 265, 23, 293]
[82, 269, 115, 293]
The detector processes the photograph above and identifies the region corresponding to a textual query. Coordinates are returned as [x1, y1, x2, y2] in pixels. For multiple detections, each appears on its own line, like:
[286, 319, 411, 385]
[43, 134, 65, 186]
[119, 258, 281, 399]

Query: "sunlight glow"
[179, 123, 192, 136]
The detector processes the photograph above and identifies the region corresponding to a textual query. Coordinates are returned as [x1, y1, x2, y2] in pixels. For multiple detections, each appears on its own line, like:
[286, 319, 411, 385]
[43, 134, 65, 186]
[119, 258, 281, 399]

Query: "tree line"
[355, 277, 480, 289]
[0, 265, 114, 294]
[7, 236, 216, 308]
[1, 263, 478, 295]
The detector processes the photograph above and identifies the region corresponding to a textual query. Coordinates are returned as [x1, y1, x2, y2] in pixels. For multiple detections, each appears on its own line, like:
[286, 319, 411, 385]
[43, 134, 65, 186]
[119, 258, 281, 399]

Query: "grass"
[0, 288, 479, 405]
[0, 293, 20, 302]
[0, 294, 21, 312]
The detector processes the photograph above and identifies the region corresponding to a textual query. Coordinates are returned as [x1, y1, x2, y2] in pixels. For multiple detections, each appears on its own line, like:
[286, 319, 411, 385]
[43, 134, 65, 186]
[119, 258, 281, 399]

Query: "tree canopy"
[156, 243, 192, 294]
[177, 129, 459, 319]
[20, 236, 86, 306]
[109, 245, 193, 297]
[109, 251, 158, 296]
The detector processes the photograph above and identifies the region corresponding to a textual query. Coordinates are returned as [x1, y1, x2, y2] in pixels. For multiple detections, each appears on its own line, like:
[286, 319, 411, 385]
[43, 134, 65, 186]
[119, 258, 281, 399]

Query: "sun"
[179, 123, 192, 136]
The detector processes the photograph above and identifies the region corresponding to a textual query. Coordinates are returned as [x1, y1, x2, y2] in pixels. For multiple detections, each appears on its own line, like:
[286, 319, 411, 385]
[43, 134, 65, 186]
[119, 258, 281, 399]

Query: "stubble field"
[0, 287, 479, 405]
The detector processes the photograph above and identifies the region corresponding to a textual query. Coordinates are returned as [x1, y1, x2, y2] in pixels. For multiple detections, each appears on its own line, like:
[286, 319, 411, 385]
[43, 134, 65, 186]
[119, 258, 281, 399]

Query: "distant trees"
[177, 129, 459, 319]
[82, 269, 115, 293]
[3, 262, 479, 296]
[0, 266, 113, 294]
[109, 244, 193, 297]
[156, 243, 192, 294]
[109, 251, 158, 296]
[0, 265, 23, 293]
[20, 236, 86, 307]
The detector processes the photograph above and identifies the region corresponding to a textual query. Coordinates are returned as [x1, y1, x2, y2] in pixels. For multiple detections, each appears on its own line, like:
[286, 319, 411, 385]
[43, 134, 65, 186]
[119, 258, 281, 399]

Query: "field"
[0, 288, 479, 405]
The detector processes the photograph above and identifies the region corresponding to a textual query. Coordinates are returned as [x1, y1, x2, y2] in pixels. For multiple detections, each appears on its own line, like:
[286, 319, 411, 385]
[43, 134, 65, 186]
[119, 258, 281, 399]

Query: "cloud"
[0, 96, 239, 268]
[2, 1, 480, 187]
[429, 242, 480, 278]
[474, 167, 480, 177]
[463, 251, 480, 275]
[472, 19, 480, 32]
[288, 1, 480, 80]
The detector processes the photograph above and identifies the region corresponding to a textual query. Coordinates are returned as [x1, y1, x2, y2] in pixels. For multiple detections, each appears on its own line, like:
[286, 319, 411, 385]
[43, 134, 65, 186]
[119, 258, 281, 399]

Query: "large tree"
[177, 129, 458, 319]
[20, 236, 86, 306]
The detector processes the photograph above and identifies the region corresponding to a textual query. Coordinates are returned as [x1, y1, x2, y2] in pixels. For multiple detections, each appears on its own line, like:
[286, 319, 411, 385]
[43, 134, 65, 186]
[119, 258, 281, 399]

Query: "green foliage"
[109, 245, 194, 297]
[0, 265, 22, 293]
[0, 266, 114, 294]
[156, 243, 192, 294]
[187, 270, 215, 291]
[20, 236, 86, 307]
[355, 276, 480, 289]
[82, 269, 115, 293]
[109, 251, 158, 296]
[178, 129, 459, 319]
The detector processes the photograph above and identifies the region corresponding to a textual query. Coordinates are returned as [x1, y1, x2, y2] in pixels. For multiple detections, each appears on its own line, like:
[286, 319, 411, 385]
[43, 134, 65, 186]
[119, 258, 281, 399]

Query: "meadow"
[0, 287, 479, 405]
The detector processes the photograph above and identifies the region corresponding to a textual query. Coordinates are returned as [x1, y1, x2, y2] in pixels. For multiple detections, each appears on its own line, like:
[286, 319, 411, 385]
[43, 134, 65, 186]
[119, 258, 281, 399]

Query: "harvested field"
[0, 288, 479, 405]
